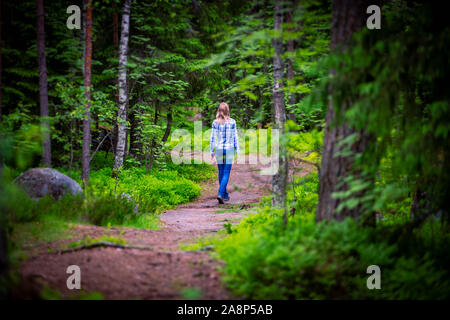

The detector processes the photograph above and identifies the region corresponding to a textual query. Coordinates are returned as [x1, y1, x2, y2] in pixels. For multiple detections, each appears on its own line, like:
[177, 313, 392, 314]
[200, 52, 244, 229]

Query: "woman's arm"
[233, 120, 239, 155]
[210, 121, 217, 156]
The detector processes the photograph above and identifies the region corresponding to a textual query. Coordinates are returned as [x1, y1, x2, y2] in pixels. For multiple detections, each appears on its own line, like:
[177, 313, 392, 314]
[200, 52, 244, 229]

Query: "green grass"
[213, 203, 258, 214]
[9, 218, 76, 263]
[63, 233, 127, 250]
[180, 287, 203, 300]
[59, 165, 210, 215]
[180, 235, 219, 251]
[40, 286, 104, 300]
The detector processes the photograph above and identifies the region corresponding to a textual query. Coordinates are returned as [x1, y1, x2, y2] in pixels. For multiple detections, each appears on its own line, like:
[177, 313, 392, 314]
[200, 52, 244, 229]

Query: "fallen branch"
[58, 241, 153, 254]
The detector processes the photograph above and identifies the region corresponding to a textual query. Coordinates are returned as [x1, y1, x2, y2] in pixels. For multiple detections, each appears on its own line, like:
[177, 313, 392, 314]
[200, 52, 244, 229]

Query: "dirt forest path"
[18, 154, 295, 299]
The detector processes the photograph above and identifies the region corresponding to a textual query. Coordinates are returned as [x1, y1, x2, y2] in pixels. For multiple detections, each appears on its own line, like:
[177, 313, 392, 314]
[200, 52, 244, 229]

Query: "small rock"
[118, 192, 139, 214]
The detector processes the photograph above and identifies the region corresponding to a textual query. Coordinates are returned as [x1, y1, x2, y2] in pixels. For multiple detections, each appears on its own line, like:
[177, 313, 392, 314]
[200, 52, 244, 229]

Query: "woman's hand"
[211, 153, 215, 162]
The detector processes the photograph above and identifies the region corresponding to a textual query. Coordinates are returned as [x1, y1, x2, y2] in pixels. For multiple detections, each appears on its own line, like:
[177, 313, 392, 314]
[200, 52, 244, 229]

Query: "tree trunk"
[112, 1, 120, 152]
[162, 109, 173, 143]
[37, 0, 51, 167]
[113, 0, 131, 176]
[0, 0, 3, 118]
[316, 0, 371, 221]
[271, 0, 288, 216]
[69, 119, 74, 170]
[112, 2, 119, 48]
[82, 0, 92, 185]
[81, 0, 86, 76]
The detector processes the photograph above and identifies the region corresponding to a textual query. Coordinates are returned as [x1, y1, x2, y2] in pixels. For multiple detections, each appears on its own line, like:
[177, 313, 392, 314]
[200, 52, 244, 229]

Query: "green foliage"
[84, 193, 138, 226]
[128, 107, 167, 171]
[216, 173, 450, 300]
[3, 0, 449, 302]
[180, 287, 203, 300]
[53, 82, 116, 167]
[313, 1, 450, 219]
[0, 117, 42, 170]
[40, 286, 104, 300]
[8, 218, 75, 265]
[90, 151, 115, 171]
[205, 0, 330, 128]
[0, 184, 140, 229]
[287, 123, 323, 166]
[59, 162, 211, 215]
[87, 167, 202, 214]
[165, 162, 216, 183]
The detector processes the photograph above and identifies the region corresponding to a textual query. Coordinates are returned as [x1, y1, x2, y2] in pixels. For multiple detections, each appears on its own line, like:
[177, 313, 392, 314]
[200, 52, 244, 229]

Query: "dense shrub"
[0, 184, 138, 227]
[59, 164, 207, 214]
[215, 174, 450, 300]
[2, 162, 211, 228]
[84, 193, 137, 226]
[164, 162, 216, 183]
[90, 151, 115, 171]
[89, 167, 202, 213]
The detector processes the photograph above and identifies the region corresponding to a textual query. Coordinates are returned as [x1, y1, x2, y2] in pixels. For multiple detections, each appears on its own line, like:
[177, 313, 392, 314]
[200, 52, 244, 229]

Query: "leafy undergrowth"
[1, 162, 215, 270]
[214, 173, 450, 300]
[179, 205, 259, 252]
[8, 219, 76, 263]
[60, 163, 215, 215]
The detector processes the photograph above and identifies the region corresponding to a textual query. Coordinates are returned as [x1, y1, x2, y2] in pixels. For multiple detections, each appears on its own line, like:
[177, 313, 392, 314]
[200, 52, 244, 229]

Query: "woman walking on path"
[210, 102, 239, 204]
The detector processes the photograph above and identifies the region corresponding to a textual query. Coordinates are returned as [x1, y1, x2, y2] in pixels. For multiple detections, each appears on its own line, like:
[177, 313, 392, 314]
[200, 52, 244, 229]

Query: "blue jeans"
[217, 163, 232, 199]
[216, 148, 234, 199]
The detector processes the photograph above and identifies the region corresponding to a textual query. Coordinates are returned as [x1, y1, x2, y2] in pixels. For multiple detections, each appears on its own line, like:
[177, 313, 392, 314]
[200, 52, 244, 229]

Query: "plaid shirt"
[210, 118, 240, 156]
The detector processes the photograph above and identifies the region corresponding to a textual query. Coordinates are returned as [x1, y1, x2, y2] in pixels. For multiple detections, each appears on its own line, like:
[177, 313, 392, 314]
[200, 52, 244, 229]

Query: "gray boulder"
[14, 168, 82, 200]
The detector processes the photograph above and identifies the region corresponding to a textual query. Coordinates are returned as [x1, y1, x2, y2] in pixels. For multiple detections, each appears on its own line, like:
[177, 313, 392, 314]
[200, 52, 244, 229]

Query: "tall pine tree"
[82, 0, 93, 185]
[113, 0, 131, 176]
[37, 0, 51, 167]
[271, 0, 288, 224]
[316, 0, 372, 221]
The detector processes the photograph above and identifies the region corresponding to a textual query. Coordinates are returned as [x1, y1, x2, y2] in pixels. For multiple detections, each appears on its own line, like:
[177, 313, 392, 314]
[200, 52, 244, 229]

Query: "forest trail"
[18, 153, 305, 299]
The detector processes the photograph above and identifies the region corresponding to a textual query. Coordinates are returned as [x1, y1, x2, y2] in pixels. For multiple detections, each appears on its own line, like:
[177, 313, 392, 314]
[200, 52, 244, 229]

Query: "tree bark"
[82, 0, 93, 185]
[37, 0, 51, 167]
[316, 0, 371, 221]
[0, 0, 3, 118]
[162, 109, 173, 143]
[113, 0, 131, 176]
[112, 1, 120, 151]
[271, 0, 288, 216]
